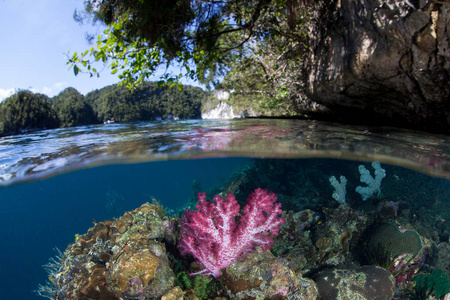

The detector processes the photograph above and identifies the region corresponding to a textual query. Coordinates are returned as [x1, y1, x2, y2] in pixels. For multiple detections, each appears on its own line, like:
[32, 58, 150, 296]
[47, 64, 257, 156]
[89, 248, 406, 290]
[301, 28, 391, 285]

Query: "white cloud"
[0, 88, 15, 102]
[0, 82, 70, 103]
[31, 82, 70, 98]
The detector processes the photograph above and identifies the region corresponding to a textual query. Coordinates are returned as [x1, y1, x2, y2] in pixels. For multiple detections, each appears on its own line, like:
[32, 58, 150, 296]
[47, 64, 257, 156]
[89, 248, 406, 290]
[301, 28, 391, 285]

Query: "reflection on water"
[0, 119, 449, 185]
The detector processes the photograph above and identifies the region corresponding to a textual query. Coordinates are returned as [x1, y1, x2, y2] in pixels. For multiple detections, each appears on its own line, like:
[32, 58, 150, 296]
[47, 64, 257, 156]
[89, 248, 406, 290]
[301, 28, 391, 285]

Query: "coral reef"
[37, 159, 450, 300]
[51, 203, 177, 299]
[273, 204, 369, 273]
[178, 188, 285, 277]
[222, 248, 318, 299]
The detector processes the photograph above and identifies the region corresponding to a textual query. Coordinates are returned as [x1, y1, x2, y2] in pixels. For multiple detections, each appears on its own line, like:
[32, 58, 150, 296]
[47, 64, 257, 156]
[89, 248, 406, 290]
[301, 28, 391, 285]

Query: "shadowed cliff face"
[304, 0, 449, 132]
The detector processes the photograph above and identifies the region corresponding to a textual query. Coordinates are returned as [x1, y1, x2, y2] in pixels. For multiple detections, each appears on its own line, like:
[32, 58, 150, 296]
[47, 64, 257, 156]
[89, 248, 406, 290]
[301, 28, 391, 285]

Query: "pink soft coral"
[178, 188, 285, 277]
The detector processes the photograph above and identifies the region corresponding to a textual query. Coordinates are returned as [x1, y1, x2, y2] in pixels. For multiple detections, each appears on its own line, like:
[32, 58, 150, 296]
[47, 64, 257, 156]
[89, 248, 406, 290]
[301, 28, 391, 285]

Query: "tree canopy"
[84, 82, 206, 122]
[0, 84, 207, 137]
[68, 0, 315, 97]
[50, 87, 97, 127]
[0, 90, 59, 136]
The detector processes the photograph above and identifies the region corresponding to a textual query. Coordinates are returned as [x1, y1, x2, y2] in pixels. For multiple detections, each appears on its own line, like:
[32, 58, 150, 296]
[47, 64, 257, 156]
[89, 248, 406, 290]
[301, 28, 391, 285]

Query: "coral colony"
[329, 175, 347, 204]
[329, 161, 386, 203]
[355, 161, 386, 201]
[178, 188, 285, 278]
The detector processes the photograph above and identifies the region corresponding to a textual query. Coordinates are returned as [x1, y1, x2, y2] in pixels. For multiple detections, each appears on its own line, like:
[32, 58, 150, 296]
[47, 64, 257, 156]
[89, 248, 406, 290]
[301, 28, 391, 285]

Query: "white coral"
[355, 161, 386, 201]
[329, 175, 347, 204]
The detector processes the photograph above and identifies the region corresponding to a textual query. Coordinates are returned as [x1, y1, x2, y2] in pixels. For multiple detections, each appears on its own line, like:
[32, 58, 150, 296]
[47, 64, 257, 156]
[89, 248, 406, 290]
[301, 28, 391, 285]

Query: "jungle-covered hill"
[0, 82, 208, 137]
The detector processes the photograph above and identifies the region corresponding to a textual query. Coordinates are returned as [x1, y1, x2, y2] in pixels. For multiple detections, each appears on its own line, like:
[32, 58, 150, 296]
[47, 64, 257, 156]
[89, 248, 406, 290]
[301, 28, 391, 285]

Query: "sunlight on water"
[0, 119, 449, 186]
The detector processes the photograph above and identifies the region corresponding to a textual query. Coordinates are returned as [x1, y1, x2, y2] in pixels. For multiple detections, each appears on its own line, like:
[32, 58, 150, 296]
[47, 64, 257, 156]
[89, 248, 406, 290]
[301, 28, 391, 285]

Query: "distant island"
[0, 82, 208, 137]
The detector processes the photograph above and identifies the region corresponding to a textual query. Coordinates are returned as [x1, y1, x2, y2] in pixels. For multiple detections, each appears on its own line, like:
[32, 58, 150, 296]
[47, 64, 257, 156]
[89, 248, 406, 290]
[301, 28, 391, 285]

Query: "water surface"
[1, 119, 449, 185]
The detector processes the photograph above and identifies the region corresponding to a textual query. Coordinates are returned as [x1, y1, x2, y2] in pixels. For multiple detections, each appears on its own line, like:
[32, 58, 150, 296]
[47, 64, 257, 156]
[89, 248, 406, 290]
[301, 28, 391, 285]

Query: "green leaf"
[73, 65, 80, 76]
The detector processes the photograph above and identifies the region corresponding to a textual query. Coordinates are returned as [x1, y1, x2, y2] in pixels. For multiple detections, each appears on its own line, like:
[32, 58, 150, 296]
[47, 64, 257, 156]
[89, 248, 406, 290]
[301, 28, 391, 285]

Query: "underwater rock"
[221, 248, 318, 299]
[312, 205, 369, 266]
[434, 242, 450, 271]
[273, 210, 319, 272]
[274, 206, 369, 273]
[376, 200, 411, 221]
[314, 265, 395, 300]
[53, 202, 176, 299]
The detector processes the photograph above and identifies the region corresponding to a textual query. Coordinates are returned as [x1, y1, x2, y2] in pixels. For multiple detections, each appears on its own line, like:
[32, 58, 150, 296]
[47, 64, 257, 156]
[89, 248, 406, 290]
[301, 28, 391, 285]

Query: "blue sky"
[0, 0, 199, 101]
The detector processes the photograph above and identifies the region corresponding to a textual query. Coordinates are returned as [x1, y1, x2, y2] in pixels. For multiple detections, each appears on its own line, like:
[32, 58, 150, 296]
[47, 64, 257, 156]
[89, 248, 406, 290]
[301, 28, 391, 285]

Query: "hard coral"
[50, 203, 176, 299]
[314, 266, 395, 300]
[178, 188, 285, 278]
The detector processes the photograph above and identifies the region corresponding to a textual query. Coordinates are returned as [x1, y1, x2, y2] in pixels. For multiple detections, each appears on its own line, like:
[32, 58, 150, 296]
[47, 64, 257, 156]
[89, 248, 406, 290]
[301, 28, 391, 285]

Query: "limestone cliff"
[304, 0, 449, 132]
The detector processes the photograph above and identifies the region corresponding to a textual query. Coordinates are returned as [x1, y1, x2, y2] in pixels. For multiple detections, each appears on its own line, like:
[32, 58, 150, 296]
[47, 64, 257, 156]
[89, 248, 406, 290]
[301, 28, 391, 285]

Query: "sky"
[0, 0, 199, 101]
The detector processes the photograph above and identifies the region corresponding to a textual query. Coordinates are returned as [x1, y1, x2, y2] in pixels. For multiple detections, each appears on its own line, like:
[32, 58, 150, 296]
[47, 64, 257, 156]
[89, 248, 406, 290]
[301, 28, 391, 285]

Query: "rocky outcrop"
[304, 0, 450, 132]
[202, 90, 258, 119]
[202, 101, 244, 119]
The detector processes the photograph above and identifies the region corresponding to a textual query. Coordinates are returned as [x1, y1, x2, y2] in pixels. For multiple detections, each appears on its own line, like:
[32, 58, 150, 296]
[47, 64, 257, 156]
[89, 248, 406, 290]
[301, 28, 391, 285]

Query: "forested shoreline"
[0, 82, 208, 137]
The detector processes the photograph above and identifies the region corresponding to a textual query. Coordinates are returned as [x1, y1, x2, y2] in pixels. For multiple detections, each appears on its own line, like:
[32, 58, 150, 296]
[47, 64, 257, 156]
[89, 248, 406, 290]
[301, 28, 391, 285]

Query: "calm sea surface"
[0, 118, 449, 299]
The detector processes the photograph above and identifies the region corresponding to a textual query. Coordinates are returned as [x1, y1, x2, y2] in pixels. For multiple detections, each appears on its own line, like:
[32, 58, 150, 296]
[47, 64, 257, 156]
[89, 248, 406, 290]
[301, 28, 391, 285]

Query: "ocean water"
[0, 119, 449, 300]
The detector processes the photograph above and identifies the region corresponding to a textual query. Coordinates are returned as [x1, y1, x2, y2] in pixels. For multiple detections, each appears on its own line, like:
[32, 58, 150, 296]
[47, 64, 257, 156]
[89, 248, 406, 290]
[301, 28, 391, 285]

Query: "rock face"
[202, 90, 260, 119]
[202, 101, 244, 119]
[305, 0, 450, 132]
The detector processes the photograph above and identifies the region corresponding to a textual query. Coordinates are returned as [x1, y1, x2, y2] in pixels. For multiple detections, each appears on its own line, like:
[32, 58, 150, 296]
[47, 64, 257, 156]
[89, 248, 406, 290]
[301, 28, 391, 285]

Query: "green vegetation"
[69, 0, 317, 114]
[217, 2, 312, 116]
[85, 82, 206, 122]
[50, 87, 96, 127]
[0, 90, 59, 136]
[0, 83, 207, 137]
